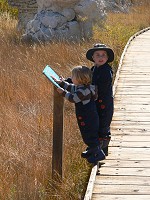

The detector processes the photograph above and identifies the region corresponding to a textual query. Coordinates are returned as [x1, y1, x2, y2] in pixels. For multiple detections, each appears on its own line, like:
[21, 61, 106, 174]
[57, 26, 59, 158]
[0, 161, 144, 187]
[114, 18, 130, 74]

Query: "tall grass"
[0, 1, 150, 199]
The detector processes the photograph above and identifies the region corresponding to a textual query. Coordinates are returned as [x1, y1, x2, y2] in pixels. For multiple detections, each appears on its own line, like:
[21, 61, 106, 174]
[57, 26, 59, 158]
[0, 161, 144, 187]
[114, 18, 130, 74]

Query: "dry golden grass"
[0, 13, 91, 200]
[0, 2, 150, 199]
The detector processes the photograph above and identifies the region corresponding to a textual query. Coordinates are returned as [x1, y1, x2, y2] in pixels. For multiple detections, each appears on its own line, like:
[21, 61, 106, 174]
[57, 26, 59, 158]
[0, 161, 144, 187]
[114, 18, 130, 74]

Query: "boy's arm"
[51, 76, 75, 93]
[59, 81, 75, 93]
[61, 89, 84, 103]
[65, 77, 72, 83]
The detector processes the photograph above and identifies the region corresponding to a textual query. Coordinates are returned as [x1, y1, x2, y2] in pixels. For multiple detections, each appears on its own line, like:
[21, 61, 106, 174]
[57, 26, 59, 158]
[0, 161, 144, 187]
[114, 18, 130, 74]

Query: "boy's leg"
[99, 128, 111, 156]
[100, 136, 111, 156]
[97, 98, 114, 156]
[77, 109, 101, 158]
[98, 106, 113, 156]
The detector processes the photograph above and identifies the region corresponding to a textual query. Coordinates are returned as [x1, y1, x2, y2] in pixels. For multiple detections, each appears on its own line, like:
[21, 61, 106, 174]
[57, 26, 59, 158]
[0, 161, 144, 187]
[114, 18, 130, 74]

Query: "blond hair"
[72, 66, 92, 85]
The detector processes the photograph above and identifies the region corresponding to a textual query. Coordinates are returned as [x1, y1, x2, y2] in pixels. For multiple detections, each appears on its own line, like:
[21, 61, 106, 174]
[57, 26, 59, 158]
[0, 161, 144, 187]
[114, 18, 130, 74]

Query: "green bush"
[0, 0, 18, 17]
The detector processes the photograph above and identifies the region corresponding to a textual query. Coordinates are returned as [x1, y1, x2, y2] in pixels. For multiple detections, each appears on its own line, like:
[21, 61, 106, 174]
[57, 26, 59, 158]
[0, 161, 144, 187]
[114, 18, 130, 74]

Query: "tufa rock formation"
[8, 0, 132, 42]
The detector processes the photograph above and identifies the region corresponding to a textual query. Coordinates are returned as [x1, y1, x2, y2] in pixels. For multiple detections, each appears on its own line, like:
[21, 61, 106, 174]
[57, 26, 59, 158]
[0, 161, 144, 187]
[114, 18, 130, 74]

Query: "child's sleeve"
[61, 89, 85, 103]
[59, 81, 75, 93]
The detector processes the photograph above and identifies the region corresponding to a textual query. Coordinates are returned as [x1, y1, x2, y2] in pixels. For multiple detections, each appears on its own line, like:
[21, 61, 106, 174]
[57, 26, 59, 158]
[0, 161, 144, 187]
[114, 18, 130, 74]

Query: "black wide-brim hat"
[86, 43, 114, 63]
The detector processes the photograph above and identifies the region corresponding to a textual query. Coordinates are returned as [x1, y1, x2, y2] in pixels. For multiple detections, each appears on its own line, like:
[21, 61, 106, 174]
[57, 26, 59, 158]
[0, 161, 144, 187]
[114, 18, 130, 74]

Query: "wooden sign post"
[52, 86, 64, 181]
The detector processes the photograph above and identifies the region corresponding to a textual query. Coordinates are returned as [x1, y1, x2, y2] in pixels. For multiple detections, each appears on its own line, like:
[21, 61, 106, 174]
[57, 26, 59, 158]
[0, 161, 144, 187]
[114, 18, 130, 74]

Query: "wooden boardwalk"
[84, 28, 150, 200]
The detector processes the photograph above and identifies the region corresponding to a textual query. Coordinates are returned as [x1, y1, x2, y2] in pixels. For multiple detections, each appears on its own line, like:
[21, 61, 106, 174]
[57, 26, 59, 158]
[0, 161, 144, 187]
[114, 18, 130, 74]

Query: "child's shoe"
[81, 146, 101, 158]
[81, 147, 90, 158]
[86, 146, 105, 164]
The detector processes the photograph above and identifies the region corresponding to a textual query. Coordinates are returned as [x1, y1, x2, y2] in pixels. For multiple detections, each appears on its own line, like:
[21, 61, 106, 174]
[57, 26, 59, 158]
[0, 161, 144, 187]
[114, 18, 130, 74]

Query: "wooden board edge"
[84, 164, 98, 200]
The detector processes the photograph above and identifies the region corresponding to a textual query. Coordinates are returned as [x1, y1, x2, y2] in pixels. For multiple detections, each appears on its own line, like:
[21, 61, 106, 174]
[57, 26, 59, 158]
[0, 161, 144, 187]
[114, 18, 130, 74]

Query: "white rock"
[55, 21, 81, 41]
[41, 15, 58, 28]
[32, 19, 41, 32]
[23, 0, 106, 41]
[61, 8, 76, 21]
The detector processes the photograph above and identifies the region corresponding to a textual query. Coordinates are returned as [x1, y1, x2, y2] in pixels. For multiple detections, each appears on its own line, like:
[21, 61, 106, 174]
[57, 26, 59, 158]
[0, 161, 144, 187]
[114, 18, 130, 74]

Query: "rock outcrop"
[8, 0, 132, 42]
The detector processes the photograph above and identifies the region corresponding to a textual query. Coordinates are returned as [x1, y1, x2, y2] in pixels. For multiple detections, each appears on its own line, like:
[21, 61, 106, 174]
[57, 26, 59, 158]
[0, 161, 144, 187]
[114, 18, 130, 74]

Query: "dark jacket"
[91, 63, 114, 138]
[92, 63, 113, 102]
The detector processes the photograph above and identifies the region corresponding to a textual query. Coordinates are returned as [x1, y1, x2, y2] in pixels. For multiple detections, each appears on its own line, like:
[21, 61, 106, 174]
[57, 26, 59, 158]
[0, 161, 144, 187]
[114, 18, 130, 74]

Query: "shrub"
[0, 0, 18, 17]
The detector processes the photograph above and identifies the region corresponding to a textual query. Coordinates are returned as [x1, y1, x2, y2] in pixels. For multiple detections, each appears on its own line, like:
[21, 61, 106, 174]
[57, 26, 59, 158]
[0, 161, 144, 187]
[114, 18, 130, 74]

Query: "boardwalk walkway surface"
[85, 28, 150, 200]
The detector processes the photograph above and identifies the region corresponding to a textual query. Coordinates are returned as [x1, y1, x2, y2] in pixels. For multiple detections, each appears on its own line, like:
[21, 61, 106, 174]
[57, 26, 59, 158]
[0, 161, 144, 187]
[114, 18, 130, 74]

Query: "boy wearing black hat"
[84, 43, 114, 157]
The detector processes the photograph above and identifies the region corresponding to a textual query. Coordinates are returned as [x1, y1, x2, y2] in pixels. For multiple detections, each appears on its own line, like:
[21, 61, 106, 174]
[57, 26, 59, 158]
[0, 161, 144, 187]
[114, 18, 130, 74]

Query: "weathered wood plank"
[119, 74, 150, 77]
[111, 121, 150, 126]
[97, 167, 150, 176]
[117, 85, 150, 88]
[114, 100, 150, 104]
[108, 153, 150, 160]
[111, 125, 150, 130]
[114, 104, 150, 111]
[121, 67, 150, 70]
[99, 160, 150, 168]
[93, 185, 150, 195]
[111, 128, 149, 134]
[113, 112, 150, 116]
[113, 116, 150, 121]
[116, 81, 150, 85]
[112, 118, 150, 123]
[92, 195, 150, 200]
[111, 135, 150, 141]
[110, 141, 150, 148]
[118, 78, 150, 81]
[120, 72, 150, 75]
[117, 87, 150, 91]
[114, 91, 150, 94]
[95, 175, 150, 185]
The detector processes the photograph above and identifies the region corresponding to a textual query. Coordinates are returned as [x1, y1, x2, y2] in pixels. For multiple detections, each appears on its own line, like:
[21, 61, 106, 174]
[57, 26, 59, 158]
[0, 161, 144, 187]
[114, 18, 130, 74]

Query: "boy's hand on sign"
[51, 76, 62, 84]
[59, 75, 65, 82]
[57, 88, 64, 94]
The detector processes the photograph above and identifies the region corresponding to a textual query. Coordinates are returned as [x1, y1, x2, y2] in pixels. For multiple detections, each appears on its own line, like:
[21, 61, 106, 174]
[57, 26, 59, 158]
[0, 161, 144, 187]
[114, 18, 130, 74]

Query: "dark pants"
[75, 101, 100, 148]
[96, 97, 114, 140]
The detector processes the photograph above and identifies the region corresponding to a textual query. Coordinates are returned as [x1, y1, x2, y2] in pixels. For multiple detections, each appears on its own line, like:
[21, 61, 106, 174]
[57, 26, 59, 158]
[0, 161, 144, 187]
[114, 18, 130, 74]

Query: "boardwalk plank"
[114, 104, 150, 111]
[114, 100, 150, 104]
[99, 160, 150, 168]
[110, 141, 150, 147]
[92, 195, 150, 200]
[111, 125, 150, 130]
[98, 167, 150, 176]
[113, 116, 150, 121]
[93, 185, 150, 195]
[116, 81, 150, 85]
[108, 153, 150, 161]
[111, 135, 150, 141]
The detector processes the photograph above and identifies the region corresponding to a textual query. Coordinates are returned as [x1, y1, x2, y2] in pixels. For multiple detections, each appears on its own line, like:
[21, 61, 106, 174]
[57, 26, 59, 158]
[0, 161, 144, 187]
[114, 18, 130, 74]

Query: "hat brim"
[86, 47, 114, 63]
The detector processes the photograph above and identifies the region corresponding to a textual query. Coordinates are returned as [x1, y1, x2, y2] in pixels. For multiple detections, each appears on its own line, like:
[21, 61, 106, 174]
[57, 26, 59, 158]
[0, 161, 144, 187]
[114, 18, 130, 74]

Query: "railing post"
[52, 86, 64, 181]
